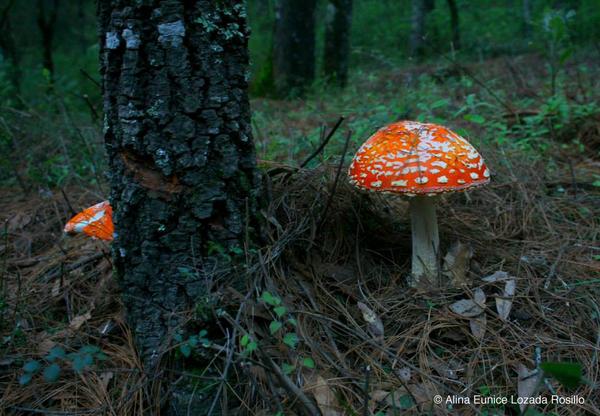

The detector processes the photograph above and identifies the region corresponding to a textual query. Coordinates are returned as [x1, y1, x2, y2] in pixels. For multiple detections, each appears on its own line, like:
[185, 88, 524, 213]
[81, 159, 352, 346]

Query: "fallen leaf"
[387, 384, 432, 410]
[449, 299, 484, 318]
[517, 364, 542, 413]
[495, 279, 516, 321]
[69, 311, 92, 330]
[7, 213, 31, 232]
[309, 375, 344, 416]
[442, 241, 473, 287]
[357, 302, 384, 338]
[469, 313, 487, 339]
[370, 390, 390, 413]
[482, 270, 510, 283]
[473, 288, 486, 306]
[99, 371, 114, 391]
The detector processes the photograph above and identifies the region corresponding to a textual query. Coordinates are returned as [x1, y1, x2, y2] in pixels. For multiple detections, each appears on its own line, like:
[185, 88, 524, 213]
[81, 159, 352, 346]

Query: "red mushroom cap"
[348, 121, 490, 195]
[64, 200, 114, 241]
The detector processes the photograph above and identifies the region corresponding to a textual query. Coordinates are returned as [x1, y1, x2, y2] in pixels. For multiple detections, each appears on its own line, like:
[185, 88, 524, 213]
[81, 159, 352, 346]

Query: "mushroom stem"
[409, 195, 439, 287]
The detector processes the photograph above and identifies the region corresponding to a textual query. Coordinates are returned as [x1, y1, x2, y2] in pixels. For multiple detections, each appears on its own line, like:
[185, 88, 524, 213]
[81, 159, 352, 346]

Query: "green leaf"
[246, 341, 258, 353]
[43, 363, 61, 382]
[283, 333, 298, 349]
[273, 306, 287, 318]
[261, 291, 281, 306]
[464, 114, 486, 124]
[287, 318, 297, 326]
[240, 334, 249, 347]
[72, 356, 86, 372]
[398, 394, 415, 409]
[188, 336, 199, 347]
[431, 98, 449, 109]
[282, 363, 295, 375]
[198, 329, 208, 337]
[301, 357, 315, 369]
[47, 347, 66, 362]
[19, 373, 33, 385]
[80, 345, 100, 355]
[540, 362, 583, 389]
[180, 344, 192, 358]
[269, 320, 283, 335]
[23, 360, 41, 373]
[83, 354, 94, 367]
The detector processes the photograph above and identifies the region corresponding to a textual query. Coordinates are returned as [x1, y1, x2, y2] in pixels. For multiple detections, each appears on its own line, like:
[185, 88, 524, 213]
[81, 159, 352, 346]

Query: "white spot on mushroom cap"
[437, 176, 449, 184]
[483, 168, 490, 178]
[470, 172, 479, 179]
[391, 180, 407, 187]
[371, 180, 382, 188]
[415, 176, 429, 184]
[431, 160, 448, 169]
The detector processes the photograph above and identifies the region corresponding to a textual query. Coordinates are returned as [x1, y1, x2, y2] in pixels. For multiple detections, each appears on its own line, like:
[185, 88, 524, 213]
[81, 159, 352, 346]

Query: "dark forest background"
[1, 0, 600, 189]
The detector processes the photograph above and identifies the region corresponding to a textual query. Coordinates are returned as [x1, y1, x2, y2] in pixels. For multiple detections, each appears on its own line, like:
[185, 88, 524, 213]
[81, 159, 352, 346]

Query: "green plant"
[19, 345, 107, 385]
[541, 8, 576, 95]
[174, 330, 210, 358]
[540, 361, 584, 389]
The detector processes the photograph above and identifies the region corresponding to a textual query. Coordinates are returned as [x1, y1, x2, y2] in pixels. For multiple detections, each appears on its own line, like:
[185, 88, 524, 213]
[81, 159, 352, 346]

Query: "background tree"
[0, 0, 21, 96]
[37, 0, 59, 86]
[522, 0, 533, 38]
[98, 0, 261, 412]
[273, 0, 317, 96]
[446, 0, 460, 50]
[409, 0, 435, 58]
[323, 0, 353, 87]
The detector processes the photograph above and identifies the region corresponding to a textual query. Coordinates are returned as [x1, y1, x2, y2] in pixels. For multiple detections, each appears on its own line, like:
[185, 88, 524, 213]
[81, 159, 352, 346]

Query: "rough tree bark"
[409, 0, 435, 58]
[98, 0, 261, 412]
[323, 0, 353, 87]
[37, 0, 59, 84]
[0, 0, 21, 95]
[446, 0, 460, 50]
[273, 0, 317, 96]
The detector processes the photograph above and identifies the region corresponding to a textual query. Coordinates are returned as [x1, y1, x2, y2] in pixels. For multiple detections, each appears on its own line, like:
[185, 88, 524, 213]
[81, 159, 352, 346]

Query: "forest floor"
[1, 53, 600, 415]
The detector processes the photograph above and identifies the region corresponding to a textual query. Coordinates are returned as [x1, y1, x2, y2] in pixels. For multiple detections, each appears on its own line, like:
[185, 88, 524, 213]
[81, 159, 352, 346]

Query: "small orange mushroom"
[64, 201, 114, 241]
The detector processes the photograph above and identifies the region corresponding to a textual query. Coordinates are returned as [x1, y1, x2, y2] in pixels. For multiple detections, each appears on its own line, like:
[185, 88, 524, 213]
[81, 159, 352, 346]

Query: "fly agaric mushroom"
[348, 121, 490, 287]
[64, 200, 114, 241]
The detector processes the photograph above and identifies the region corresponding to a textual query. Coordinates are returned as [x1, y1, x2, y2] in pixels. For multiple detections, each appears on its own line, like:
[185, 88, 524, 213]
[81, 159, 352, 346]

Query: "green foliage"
[19, 345, 106, 385]
[174, 329, 210, 358]
[540, 361, 583, 389]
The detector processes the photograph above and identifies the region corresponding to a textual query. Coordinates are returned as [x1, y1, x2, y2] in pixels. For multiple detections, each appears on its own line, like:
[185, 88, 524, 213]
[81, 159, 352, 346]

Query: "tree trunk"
[410, 0, 432, 58]
[0, 0, 21, 96]
[323, 0, 353, 87]
[98, 0, 261, 413]
[37, 0, 59, 85]
[446, 0, 460, 50]
[273, 0, 317, 96]
[522, 0, 532, 39]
